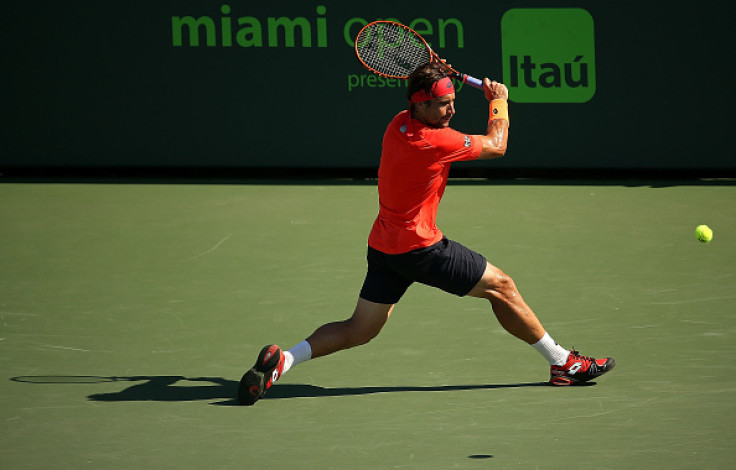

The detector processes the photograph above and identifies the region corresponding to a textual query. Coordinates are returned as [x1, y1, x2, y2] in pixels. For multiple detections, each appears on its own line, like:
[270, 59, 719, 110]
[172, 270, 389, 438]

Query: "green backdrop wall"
[3, 1, 734, 173]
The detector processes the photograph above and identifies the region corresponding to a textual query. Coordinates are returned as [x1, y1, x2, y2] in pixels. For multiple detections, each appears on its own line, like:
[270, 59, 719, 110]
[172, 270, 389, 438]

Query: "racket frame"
[354, 20, 483, 90]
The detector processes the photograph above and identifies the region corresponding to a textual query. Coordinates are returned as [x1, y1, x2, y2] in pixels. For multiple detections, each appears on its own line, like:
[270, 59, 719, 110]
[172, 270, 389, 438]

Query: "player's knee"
[345, 318, 382, 347]
[489, 269, 519, 302]
[354, 333, 376, 347]
[353, 325, 382, 346]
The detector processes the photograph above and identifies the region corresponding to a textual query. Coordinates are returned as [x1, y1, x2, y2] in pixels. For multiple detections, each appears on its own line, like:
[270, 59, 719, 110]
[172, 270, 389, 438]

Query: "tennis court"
[1, 179, 734, 469]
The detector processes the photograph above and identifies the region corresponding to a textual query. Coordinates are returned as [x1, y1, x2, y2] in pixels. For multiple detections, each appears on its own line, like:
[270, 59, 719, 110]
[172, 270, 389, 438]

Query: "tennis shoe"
[549, 350, 615, 386]
[238, 344, 285, 405]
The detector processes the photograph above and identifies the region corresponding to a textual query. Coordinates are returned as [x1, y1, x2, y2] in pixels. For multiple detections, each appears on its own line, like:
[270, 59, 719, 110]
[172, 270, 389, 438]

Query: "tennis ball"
[695, 224, 713, 243]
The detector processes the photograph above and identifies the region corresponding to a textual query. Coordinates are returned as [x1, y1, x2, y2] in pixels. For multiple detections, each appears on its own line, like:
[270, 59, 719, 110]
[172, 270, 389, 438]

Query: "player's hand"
[484, 78, 509, 101]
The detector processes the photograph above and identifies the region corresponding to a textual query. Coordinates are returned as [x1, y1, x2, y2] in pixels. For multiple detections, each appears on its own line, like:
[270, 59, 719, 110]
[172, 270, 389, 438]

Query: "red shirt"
[368, 110, 483, 254]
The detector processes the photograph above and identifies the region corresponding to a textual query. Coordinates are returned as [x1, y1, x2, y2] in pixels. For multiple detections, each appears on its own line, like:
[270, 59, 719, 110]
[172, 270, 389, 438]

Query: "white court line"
[183, 233, 231, 261]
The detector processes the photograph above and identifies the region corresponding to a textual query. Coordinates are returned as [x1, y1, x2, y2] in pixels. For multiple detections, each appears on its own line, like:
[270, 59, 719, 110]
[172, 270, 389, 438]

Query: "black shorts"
[359, 237, 487, 304]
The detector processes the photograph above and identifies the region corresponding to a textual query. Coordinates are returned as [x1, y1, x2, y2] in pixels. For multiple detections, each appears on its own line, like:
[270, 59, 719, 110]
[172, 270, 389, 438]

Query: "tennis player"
[239, 62, 614, 405]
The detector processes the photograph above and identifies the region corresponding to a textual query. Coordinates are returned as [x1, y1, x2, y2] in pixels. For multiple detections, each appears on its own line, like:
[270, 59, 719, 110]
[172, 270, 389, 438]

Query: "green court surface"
[1, 180, 735, 469]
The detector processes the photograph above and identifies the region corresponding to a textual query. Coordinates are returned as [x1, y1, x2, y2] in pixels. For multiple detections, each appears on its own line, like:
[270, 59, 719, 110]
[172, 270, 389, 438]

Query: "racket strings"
[356, 24, 431, 78]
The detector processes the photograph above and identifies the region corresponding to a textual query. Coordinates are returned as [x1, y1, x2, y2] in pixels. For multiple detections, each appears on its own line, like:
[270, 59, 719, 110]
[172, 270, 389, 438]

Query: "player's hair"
[407, 61, 451, 104]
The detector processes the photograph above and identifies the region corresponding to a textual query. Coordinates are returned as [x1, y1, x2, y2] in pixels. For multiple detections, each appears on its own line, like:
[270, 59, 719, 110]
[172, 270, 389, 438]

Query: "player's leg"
[237, 298, 394, 405]
[466, 262, 545, 344]
[298, 247, 409, 359]
[467, 261, 615, 385]
[238, 246, 410, 405]
[467, 262, 570, 366]
[305, 297, 394, 358]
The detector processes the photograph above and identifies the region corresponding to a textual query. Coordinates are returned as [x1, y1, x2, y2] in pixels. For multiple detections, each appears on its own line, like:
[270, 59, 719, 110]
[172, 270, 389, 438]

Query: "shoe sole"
[238, 368, 265, 406]
[237, 345, 284, 406]
[549, 376, 577, 386]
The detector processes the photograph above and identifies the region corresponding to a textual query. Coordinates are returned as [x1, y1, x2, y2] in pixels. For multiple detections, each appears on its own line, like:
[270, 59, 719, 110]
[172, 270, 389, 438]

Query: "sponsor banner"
[2, 1, 734, 170]
[502, 8, 595, 103]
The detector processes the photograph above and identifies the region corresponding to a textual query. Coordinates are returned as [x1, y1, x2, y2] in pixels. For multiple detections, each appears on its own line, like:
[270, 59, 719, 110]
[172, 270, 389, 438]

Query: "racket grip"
[459, 74, 484, 90]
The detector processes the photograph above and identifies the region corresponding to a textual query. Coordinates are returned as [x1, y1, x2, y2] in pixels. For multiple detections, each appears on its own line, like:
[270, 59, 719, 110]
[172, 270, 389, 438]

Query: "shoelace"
[568, 349, 594, 364]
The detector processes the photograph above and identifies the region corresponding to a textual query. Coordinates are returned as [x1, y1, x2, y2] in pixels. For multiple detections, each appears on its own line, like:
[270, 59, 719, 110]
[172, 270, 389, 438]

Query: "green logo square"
[502, 8, 596, 103]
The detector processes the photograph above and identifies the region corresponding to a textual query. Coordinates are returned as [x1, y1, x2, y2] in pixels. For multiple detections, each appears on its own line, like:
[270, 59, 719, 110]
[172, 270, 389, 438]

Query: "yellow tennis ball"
[695, 224, 713, 243]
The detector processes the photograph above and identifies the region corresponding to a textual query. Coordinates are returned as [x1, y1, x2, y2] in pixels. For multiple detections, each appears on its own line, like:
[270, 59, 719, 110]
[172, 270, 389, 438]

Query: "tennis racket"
[354, 20, 484, 90]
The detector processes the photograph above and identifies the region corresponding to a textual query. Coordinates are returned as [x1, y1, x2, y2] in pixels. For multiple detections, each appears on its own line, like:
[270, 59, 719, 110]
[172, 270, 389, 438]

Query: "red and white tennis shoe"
[238, 344, 285, 405]
[549, 350, 615, 386]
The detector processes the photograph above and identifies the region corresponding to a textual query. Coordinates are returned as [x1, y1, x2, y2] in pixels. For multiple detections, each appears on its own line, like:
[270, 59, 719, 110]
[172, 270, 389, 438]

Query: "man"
[238, 62, 614, 406]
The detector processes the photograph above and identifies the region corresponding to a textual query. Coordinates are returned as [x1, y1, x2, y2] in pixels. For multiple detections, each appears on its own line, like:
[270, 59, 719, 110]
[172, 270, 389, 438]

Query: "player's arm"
[476, 79, 510, 160]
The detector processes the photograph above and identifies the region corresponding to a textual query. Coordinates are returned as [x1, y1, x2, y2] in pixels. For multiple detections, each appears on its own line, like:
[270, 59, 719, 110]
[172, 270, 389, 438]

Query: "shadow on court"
[10, 375, 237, 403]
[10, 375, 586, 405]
[264, 381, 552, 401]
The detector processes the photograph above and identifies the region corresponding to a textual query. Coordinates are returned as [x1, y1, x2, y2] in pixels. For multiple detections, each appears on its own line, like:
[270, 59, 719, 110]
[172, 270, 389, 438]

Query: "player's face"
[414, 94, 456, 128]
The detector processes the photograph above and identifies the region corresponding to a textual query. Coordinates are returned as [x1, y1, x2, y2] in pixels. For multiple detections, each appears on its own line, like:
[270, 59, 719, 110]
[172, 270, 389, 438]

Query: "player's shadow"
[263, 381, 558, 402]
[11, 375, 593, 406]
[88, 378, 557, 405]
[93, 376, 238, 402]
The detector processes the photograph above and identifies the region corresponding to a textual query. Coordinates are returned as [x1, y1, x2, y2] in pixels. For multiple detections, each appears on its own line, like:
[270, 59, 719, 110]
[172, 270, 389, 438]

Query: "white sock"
[531, 332, 570, 366]
[282, 340, 312, 374]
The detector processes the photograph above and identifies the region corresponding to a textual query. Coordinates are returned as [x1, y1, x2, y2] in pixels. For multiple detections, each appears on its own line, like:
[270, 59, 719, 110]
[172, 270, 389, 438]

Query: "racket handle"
[456, 74, 484, 90]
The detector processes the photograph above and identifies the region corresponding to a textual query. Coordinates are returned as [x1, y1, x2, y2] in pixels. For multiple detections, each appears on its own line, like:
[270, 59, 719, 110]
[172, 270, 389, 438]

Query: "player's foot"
[549, 350, 615, 386]
[237, 344, 285, 405]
